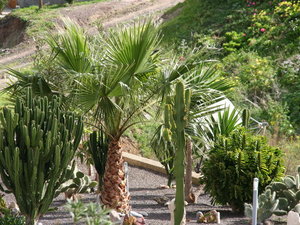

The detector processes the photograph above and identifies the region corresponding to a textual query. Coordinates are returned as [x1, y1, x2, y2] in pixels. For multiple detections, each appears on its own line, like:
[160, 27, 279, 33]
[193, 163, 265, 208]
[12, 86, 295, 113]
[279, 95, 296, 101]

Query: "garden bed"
[3, 165, 249, 224]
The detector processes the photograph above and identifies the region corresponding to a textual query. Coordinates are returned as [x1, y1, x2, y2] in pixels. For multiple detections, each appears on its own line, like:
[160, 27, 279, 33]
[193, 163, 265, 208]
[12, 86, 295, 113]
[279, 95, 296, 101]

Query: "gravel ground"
[3, 165, 250, 225]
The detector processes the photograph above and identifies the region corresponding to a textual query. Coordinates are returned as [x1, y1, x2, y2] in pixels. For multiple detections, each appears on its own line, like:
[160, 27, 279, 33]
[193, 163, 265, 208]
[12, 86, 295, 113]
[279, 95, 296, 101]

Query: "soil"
[2, 165, 250, 225]
[0, 15, 27, 48]
[0, 0, 183, 74]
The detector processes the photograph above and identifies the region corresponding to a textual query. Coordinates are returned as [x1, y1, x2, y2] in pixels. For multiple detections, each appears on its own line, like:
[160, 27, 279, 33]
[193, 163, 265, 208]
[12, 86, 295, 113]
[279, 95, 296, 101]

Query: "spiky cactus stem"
[185, 138, 193, 203]
[100, 139, 130, 213]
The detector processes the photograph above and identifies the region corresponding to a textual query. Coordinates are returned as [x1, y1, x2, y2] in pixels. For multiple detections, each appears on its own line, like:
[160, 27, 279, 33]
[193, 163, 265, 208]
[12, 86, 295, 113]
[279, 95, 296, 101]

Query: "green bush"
[200, 127, 284, 212]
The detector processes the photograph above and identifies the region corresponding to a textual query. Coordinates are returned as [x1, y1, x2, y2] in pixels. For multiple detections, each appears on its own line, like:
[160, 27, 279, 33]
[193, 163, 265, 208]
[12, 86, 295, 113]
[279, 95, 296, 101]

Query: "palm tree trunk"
[100, 138, 130, 213]
[185, 138, 194, 203]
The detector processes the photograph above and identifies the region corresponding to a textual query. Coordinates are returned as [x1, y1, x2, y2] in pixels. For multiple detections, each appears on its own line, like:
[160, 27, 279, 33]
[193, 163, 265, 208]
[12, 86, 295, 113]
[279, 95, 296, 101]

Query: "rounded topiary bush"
[200, 127, 284, 212]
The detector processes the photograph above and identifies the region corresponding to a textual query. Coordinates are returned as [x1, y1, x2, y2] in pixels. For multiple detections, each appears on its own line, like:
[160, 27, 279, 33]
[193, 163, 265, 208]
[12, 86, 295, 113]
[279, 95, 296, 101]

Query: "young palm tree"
[73, 22, 161, 212]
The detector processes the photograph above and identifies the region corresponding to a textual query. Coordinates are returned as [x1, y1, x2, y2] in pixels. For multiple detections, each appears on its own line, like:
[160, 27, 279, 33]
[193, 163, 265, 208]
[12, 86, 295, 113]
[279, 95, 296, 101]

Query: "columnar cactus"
[163, 81, 191, 225]
[0, 89, 83, 225]
[88, 130, 108, 190]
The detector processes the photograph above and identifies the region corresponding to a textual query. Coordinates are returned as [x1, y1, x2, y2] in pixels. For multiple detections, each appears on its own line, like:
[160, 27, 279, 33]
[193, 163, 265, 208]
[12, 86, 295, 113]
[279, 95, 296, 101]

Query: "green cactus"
[163, 81, 190, 225]
[244, 189, 279, 223]
[88, 130, 108, 190]
[59, 167, 98, 198]
[0, 88, 83, 225]
[245, 165, 300, 222]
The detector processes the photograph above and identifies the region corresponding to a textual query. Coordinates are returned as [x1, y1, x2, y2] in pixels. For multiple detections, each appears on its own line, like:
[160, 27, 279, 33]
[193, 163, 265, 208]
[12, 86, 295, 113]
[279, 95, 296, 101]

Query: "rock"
[138, 211, 149, 217]
[110, 210, 122, 223]
[196, 211, 203, 220]
[130, 211, 143, 218]
[159, 184, 170, 189]
[287, 211, 300, 225]
[197, 210, 220, 224]
[153, 196, 170, 206]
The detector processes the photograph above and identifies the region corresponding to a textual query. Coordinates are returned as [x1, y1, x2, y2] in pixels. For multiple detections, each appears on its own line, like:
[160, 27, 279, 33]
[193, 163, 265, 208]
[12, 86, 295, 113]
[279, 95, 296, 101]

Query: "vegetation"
[0, 89, 83, 224]
[161, 0, 300, 139]
[0, 0, 8, 14]
[245, 165, 300, 223]
[201, 127, 284, 212]
[66, 200, 112, 225]
[164, 81, 190, 225]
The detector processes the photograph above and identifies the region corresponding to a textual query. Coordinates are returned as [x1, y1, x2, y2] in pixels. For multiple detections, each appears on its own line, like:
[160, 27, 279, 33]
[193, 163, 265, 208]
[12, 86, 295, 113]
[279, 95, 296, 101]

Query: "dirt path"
[0, 0, 183, 75]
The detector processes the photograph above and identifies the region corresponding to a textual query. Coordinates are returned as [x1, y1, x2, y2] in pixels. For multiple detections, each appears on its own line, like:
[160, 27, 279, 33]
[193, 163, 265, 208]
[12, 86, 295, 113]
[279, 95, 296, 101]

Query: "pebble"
[130, 211, 144, 218]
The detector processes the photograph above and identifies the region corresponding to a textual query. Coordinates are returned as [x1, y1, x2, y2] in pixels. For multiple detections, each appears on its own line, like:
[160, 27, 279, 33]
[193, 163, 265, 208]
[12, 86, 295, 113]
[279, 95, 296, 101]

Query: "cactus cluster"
[245, 166, 300, 223]
[0, 89, 83, 225]
[163, 81, 191, 225]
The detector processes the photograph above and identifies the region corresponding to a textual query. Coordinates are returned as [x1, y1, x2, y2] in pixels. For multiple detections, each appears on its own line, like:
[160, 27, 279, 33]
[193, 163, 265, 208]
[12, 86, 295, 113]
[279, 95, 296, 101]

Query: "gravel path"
[2, 165, 250, 224]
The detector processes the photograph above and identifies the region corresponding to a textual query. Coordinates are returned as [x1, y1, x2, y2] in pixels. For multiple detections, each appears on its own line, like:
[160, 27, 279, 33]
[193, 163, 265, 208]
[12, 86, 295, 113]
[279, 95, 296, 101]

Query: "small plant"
[60, 167, 98, 199]
[201, 127, 284, 212]
[0, 214, 25, 225]
[65, 199, 112, 225]
[150, 124, 175, 187]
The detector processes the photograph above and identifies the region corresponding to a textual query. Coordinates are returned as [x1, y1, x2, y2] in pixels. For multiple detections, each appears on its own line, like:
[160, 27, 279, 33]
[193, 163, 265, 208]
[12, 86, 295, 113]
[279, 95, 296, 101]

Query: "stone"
[159, 184, 170, 189]
[287, 211, 300, 225]
[110, 210, 122, 223]
[197, 210, 220, 224]
[138, 211, 149, 217]
[130, 211, 143, 218]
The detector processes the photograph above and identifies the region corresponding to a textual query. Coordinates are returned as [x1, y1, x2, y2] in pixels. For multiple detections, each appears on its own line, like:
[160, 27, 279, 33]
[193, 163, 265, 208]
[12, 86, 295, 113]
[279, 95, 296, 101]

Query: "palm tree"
[72, 21, 161, 212]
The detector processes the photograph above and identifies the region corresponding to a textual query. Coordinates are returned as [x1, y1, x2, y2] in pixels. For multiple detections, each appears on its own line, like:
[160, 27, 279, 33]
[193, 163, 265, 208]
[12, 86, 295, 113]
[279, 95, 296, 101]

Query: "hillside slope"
[162, 0, 300, 136]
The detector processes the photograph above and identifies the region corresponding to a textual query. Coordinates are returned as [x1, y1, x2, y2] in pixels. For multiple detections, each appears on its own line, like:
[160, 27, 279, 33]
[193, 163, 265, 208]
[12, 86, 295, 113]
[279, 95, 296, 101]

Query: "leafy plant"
[0, 214, 25, 225]
[201, 127, 284, 212]
[0, 88, 83, 225]
[65, 200, 112, 225]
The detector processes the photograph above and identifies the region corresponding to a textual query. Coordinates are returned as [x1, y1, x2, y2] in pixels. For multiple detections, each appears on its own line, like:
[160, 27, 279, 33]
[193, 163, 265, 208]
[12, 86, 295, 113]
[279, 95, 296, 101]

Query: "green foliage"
[150, 124, 175, 187]
[0, 0, 8, 13]
[0, 88, 83, 224]
[65, 200, 112, 225]
[47, 18, 92, 73]
[88, 130, 108, 190]
[201, 127, 284, 212]
[0, 214, 25, 225]
[162, 0, 300, 134]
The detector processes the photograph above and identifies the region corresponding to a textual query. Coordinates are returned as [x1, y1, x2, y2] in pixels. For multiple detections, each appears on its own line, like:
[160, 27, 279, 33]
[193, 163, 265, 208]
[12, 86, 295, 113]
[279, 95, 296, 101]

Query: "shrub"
[200, 127, 284, 212]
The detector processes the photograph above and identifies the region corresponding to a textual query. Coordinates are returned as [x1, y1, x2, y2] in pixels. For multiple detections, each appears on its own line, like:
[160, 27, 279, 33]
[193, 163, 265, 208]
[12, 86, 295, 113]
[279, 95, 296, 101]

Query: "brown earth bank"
[0, 0, 183, 71]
